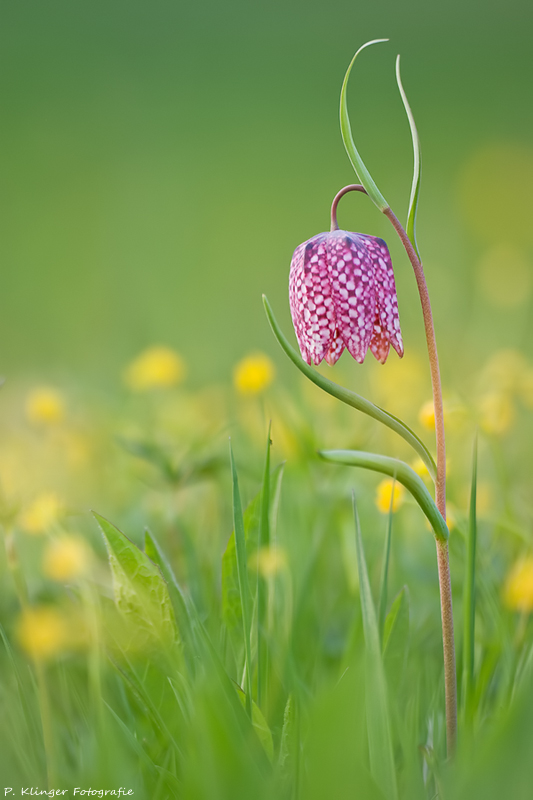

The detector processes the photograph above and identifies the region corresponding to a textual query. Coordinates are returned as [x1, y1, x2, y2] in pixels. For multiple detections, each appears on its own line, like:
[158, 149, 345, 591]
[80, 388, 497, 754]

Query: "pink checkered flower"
[289, 226, 404, 367]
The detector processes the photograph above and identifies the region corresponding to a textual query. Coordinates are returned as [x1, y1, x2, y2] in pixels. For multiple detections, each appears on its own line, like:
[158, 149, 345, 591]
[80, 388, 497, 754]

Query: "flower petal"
[359, 235, 403, 357]
[289, 234, 336, 365]
[369, 310, 391, 364]
[324, 328, 345, 365]
[327, 231, 375, 363]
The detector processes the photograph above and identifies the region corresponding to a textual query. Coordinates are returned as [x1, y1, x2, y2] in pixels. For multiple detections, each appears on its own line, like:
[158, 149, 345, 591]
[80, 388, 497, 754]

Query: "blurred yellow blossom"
[370, 353, 427, 417]
[478, 391, 514, 434]
[503, 557, 533, 612]
[124, 346, 185, 391]
[43, 536, 92, 581]
[19, 492, 62, 534]
[17, 606, 68, 660]
[478, 349, 527, 395]
[419, 400, 435, 430]
[233, 353, 275, 395]
[249, 545, 287, 578]
[411, 457, 430, 478]
[376, 479, 404, 514]
[25, 387, 65, 426]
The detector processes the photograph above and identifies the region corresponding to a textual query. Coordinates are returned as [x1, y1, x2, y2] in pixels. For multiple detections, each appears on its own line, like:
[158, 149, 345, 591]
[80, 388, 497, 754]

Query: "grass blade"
[395, 55, 421, 260]
[340, 40, 390, 211]
[320, 450, 448, 542]
[229, 441, 254, 716]
[257, 424, 272, 710]
[462, 434, 478, 719]
[377, 484, 395, 646]
[263, 295, 436, 480]
[352, 494, 398, 800]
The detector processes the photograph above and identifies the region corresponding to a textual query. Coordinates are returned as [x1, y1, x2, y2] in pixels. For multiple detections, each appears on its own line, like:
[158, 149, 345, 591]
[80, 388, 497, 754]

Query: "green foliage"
[353, 496, 398, 800]
[395, 55, 422, 260]
[320, 449, 448, 542]
[94, 512, 178, 651]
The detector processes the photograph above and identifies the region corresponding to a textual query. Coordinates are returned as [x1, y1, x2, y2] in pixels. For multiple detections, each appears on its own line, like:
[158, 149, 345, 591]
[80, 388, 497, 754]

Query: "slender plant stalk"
[383, 205, 457, 756]
[329, 184, 458, 753]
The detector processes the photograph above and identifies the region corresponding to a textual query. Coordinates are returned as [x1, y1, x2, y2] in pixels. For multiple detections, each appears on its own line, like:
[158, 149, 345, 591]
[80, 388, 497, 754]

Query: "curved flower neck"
[330, 184, 368, 231]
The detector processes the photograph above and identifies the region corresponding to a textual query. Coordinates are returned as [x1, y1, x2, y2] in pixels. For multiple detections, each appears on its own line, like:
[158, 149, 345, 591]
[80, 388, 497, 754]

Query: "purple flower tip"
[289, 230, 403, 366]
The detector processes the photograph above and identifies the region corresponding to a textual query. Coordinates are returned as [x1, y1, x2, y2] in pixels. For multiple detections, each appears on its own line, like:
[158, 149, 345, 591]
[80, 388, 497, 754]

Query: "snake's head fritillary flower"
[289, 185, 403, 367]
[289, 229, 403, 366]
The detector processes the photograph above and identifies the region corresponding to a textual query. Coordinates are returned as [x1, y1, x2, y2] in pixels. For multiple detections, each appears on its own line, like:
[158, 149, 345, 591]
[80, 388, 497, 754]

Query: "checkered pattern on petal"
[324, 328, 345, 366]
[326, 231, 376, 364]
[369, 310, 391, 364]
[289, 234, 336, 365]
[359, 234, 403, 358]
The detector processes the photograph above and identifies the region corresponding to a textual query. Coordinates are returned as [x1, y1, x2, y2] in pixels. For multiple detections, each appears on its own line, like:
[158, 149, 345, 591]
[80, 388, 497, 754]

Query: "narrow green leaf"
[377, 484, 395, 645]
[263, 295, 437, 480]
[236, 688, 274, 762]
[395, 55, 421, 259]
[462, 434, 478, 719]
[383, 586, 410, 692]
[257, 424, 272, 710]
[229, 442, 254, 716]
[352, 495, 398, 800]
[94, 512, 178, 649]
[222, 491, 260, 640]
[104, 701, 158, 774]
[320, 450, 448, 542]
[340, 40, 390, 211]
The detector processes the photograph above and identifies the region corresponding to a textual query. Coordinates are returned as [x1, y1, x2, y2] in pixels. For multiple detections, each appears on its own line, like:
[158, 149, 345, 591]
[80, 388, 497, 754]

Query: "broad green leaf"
[94, 512, 178, 650]
[340, 40, 390, 211]
[462, 434, 478, 719]
[263, 295, 437, 480]
[383, 586, 410, 692]
[229, 442, 254, 716]
[353, 496, 398, 800]
[320, 450, 448, 542]
[144, 529, 195, 671]
[396, 55, 421, 260]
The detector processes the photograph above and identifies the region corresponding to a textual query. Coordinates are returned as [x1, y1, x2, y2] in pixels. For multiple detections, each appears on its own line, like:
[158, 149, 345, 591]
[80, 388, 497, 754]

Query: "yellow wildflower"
[418, 400, 435, 430]
[19, 492, 62, 534]
[478, 391, 514, 434]
[124, 346, 185, 391]
[376, 479, 404, 514]
[25, 387, 65, 426]
[43, 536, 91, 581]
[411, 457, 430, 478]
[233, 353, 275, 395]
[17, 606, 67, 660]
[249, 545, 287, 578]
[503, 557, 533, 612]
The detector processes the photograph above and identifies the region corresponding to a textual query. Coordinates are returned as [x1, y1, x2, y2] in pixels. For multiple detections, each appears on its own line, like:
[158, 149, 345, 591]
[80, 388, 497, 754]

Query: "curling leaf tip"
[340, 40, 390, 212]
[395, 54, 421, 260]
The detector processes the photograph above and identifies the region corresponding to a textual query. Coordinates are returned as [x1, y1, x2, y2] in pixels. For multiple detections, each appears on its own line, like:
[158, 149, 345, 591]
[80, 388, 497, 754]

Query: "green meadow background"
[1, 0, 532, 387]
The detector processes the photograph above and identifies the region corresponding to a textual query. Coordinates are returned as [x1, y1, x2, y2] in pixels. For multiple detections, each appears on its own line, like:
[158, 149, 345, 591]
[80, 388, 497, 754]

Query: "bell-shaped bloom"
[289, 230, 403, 366]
